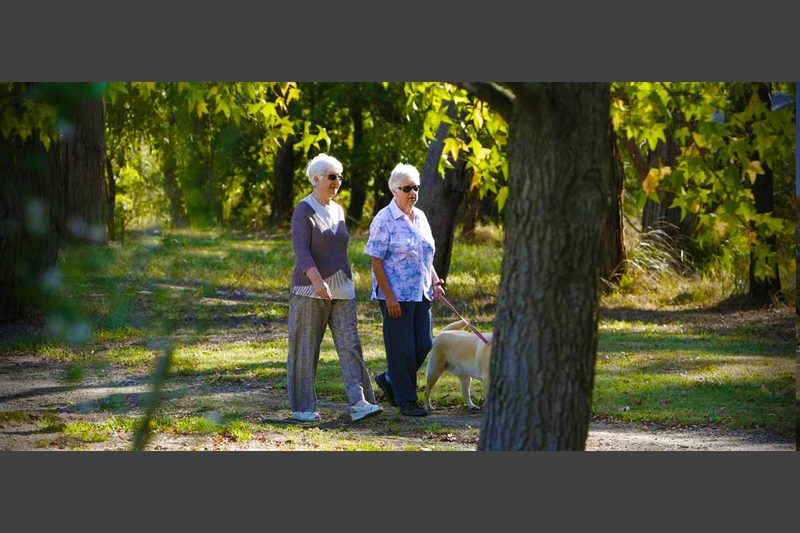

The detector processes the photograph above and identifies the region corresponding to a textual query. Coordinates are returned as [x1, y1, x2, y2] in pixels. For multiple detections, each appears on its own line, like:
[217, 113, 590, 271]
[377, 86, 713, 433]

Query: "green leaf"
[496, 186, 509, 212]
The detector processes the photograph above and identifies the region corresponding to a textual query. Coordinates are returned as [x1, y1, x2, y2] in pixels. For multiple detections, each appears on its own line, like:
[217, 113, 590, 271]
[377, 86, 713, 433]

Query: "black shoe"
[398, 401, 428, 417]
[375, 373, 397, 407]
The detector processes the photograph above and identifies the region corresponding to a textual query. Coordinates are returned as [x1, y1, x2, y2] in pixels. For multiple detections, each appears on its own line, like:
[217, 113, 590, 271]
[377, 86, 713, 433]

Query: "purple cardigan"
[290, 201, 352, 291]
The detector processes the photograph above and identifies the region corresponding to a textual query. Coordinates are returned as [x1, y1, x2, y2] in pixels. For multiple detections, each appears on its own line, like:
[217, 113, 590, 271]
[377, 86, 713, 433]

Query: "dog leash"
[437, 295, 490, 345]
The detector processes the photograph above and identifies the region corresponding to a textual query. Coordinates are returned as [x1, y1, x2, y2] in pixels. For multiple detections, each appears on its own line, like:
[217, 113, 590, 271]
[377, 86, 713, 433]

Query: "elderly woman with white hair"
[287, 153, 382, 423]
[365, 163, 445, 417]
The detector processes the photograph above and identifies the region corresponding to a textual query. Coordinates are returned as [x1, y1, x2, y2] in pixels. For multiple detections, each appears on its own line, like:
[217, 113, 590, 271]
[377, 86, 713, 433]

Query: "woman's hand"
[386, 295, 402, 319]
[313, 279, 333, 300]
[433, 283, 445, 301]
[306, 267, 332, 300]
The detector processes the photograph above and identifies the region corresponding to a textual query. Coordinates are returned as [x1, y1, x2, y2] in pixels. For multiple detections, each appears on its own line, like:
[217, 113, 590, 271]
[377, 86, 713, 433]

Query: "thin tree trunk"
[162, 135, 187, 228]
[479, 83, 610, 450]
[417, 106, 471, 280]
[347, 104, 368, 224]
[640, 134, 696, 242]
[748, 84, 781, 303]
[462, 186, 480, 239]
[270, 135, 296, 225]
[105, 157, 116, 241]
[602, 127, 626, 285]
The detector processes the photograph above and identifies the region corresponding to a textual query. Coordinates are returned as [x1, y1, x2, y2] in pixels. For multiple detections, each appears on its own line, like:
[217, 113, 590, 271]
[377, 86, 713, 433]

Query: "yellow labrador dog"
[424, 320, 492, 411]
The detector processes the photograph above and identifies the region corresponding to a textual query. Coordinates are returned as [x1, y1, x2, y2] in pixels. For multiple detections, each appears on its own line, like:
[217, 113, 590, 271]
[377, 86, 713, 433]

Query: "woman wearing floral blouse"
[365, 163, 445, 417]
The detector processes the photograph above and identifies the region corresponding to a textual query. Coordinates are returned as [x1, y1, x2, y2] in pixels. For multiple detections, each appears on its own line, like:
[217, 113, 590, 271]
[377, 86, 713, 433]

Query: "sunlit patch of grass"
[64, 421, 111, 443]
[106, 346, 158, 367]
[593, 337, 795, 435]
[93, 326, 143, 343]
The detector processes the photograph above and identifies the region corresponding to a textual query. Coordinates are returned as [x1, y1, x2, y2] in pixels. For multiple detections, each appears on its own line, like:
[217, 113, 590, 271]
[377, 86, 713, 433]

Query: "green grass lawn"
[0, 228, 794, 449]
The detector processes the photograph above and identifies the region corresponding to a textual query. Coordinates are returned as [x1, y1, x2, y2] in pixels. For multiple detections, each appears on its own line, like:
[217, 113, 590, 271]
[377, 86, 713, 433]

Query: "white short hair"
[305, 153, 343, 187]
[388, 163, 420, 190]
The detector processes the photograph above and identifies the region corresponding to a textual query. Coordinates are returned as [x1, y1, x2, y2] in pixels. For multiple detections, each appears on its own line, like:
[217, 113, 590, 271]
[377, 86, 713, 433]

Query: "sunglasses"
[397, 185, 420, 193]
[327, 174, 343, 181]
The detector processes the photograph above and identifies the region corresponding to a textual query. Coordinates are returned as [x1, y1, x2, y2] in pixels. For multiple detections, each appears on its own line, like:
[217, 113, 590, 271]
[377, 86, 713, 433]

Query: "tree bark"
[162, 134, 188, 228]
[347, 103, 368, 224]
[748, 84, 781, 303]
[478, 83, 610, 450]
[417, 107, 472, 280]
[270, 134, 296, 225]
[461, 186, 481, 239]
[57, 95, 107, 244]
[105, 157, 116, 241]
[1, 83, 106, 323]
[602, 127, 626, 285]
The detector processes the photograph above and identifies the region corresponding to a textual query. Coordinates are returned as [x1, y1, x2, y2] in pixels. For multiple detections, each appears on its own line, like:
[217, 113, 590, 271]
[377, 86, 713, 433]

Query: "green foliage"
[613, 82, 796, 283]
[403, 83, 509, 209]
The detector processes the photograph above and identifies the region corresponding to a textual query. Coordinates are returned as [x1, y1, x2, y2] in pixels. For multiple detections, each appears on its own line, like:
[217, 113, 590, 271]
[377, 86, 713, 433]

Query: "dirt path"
[0, 352, 793, 451]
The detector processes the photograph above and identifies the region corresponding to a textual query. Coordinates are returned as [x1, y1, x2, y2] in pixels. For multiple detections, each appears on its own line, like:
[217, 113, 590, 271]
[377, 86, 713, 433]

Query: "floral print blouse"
[364, 199, 436, 302]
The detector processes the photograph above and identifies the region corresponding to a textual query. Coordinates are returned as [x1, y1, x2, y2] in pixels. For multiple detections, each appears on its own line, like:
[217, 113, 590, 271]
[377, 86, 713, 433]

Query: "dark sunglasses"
[398, 185, 420, 193]
[327, 174, 343, 181]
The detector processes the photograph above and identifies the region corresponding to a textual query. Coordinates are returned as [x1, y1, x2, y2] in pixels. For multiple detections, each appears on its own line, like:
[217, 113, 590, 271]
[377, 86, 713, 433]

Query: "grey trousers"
[287, 294, 376, 412]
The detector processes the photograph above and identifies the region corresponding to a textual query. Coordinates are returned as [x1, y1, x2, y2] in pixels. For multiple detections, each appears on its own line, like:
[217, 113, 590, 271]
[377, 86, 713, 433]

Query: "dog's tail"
[439, 320, 468, 333]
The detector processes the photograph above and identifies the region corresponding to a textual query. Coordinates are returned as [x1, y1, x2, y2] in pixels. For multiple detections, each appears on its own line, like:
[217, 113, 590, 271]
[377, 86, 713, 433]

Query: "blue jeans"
[378, 299, 434, 405]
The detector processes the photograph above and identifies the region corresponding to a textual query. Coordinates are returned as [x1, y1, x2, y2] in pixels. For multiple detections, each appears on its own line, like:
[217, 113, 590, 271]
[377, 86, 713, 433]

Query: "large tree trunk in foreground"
[417, 106, 472, 280]
[478, 83, 611, 450]
[58, 95, 107, 244]
[0, 134, 62, 322]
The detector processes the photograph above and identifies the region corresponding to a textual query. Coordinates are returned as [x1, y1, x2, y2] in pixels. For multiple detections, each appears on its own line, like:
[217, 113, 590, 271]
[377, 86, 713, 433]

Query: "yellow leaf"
[470, 172, 482, 191]
[682, 144, 701, 158]
[642, 166, 671, 195]
[744, 160, 764, 184]
[691, 132, 707, 148]
[713, 218, 728, 236]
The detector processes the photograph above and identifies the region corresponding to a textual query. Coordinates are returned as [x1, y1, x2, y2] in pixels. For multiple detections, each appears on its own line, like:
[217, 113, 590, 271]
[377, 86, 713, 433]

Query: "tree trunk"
[0, 83, 106, 323]
[748, 84, 781, 303]
[0, 135, 62, 323]
[105, 157, 116, 241]
[461, 186, 481, 239]
[58, 95, 107, 244]
[479, 83, 610, 450]
[347, 104, 368, 224]
[602, 127, 626, 285]
[270, 134, 296, 225]
[162, 135, 188, 228]
[417, 109, 471, 280]
[640, 135, 696, 240]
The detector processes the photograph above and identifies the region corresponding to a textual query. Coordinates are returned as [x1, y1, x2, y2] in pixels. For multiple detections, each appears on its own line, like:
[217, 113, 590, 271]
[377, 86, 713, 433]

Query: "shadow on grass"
[598, 330, 792, 358]
[600, 305, 794, 340]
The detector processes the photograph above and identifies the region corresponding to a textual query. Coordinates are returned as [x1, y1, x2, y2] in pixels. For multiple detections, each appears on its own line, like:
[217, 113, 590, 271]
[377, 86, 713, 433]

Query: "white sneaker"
[350, 403, 383, 422]
[291, 411, 320, 422]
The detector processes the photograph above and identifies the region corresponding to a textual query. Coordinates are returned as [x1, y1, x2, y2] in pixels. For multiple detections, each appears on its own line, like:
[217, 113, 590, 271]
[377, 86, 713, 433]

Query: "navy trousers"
[378, 299, 434, 405]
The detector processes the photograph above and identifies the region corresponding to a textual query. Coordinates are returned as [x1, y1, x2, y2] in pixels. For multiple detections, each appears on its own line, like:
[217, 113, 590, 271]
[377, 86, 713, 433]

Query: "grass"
[0, 225, 794, 450]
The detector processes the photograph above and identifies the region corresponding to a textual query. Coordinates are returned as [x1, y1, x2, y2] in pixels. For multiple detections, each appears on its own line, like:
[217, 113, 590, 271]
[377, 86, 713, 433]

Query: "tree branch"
[454, 82, 514, 120]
